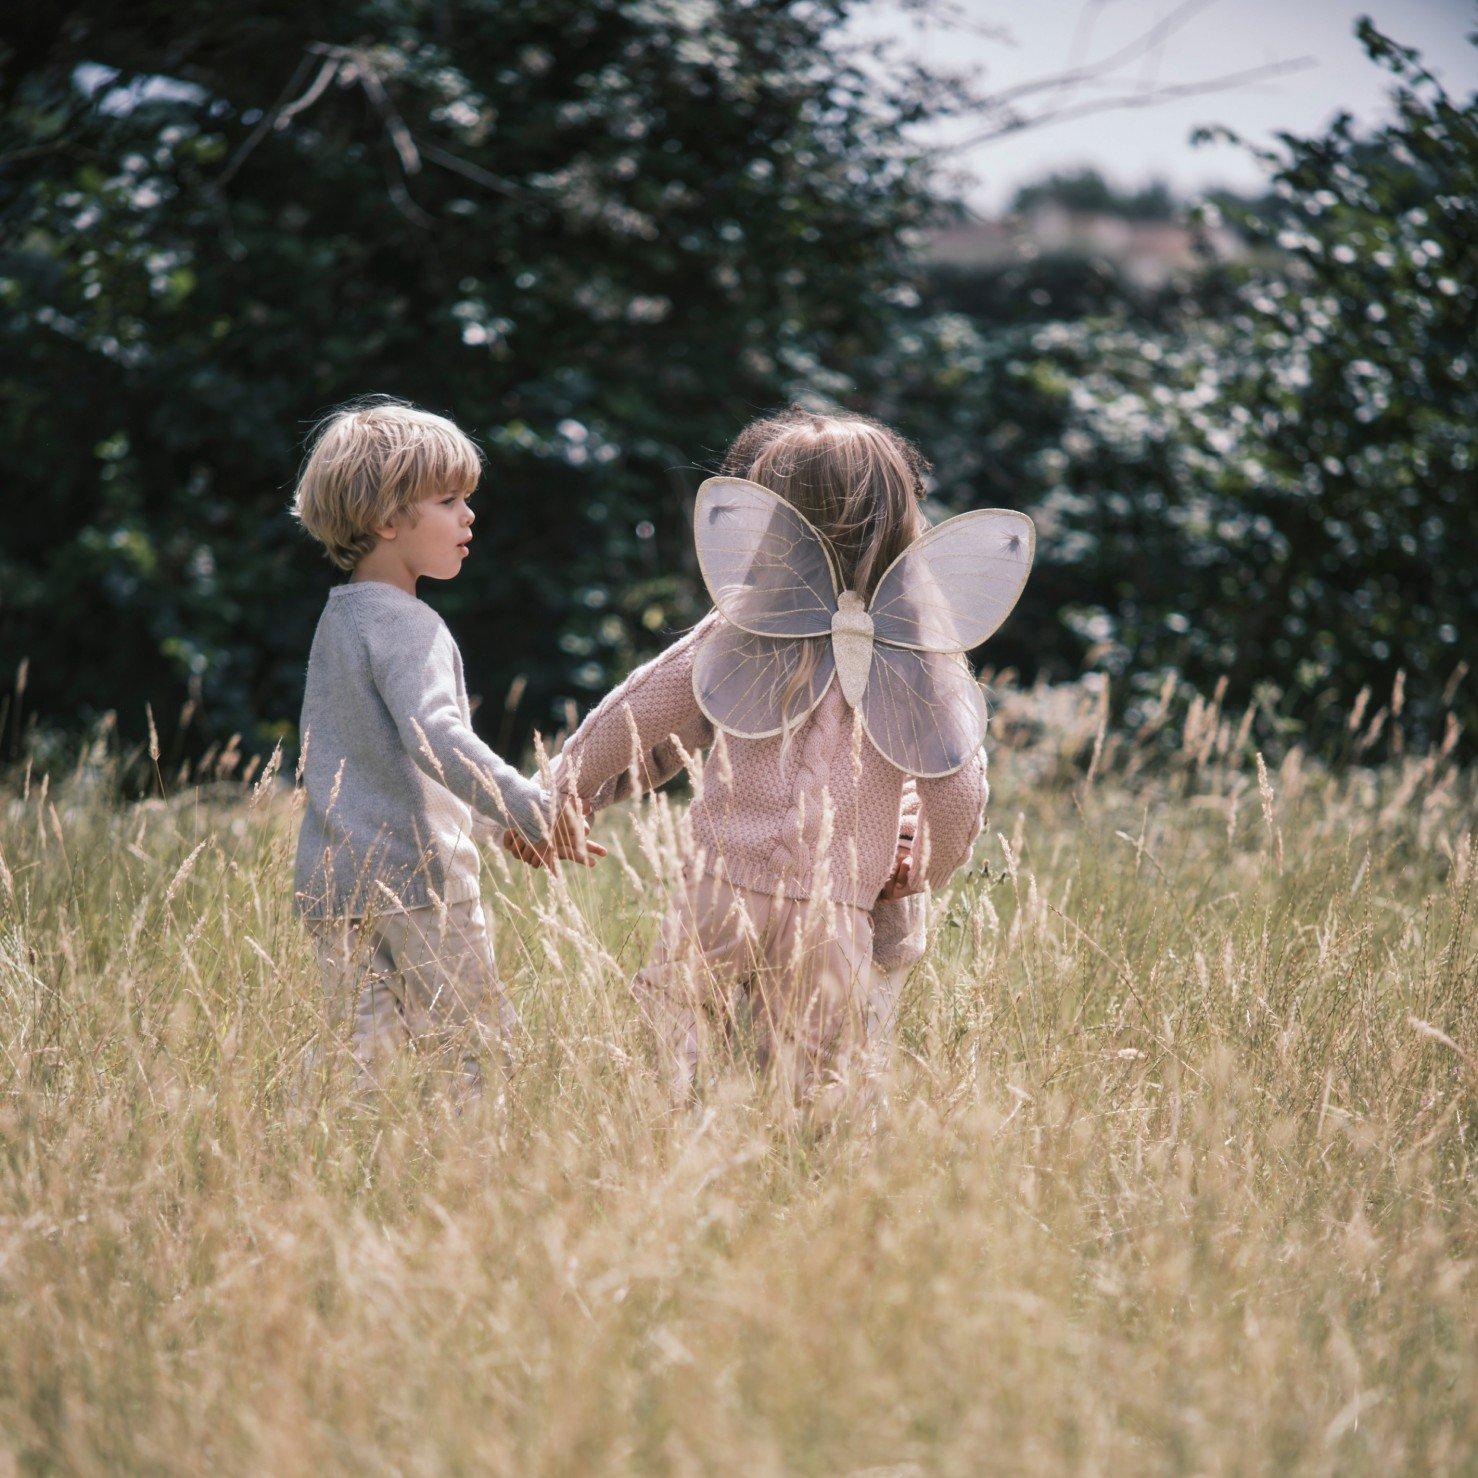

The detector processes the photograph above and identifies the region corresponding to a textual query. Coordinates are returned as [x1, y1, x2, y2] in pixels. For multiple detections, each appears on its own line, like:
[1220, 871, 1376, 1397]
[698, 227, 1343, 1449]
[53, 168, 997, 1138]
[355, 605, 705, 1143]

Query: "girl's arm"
[552, 617, 717, 811]
[911, 748, 989, 892]
[586, 733, 687, 811]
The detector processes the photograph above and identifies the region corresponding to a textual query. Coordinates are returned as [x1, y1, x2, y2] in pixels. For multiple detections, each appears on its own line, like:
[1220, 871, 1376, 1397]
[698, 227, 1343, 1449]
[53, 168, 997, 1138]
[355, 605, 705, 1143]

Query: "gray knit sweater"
[293, 581, 549, 919]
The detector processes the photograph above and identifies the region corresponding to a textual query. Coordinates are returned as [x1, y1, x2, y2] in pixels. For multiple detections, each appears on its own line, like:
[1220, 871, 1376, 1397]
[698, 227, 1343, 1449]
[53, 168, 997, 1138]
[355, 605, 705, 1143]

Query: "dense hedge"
[893, 22, 1477, 753]
[1035, 23, 1478, 751]
[1, 0, 951, 756]
[2, 10, 1473, 761]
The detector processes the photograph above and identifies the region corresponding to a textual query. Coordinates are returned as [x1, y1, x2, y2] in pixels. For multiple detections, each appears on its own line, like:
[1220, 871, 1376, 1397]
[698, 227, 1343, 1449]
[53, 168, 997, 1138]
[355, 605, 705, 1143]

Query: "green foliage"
[0, 0, 952, 755]
[1024, 22, 1477, 748]
[3, 11, 1473, 762]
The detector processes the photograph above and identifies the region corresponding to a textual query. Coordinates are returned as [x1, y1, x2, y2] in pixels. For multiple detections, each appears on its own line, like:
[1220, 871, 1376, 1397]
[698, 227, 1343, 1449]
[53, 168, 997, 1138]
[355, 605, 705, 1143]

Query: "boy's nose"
[463, 505, 475, 526]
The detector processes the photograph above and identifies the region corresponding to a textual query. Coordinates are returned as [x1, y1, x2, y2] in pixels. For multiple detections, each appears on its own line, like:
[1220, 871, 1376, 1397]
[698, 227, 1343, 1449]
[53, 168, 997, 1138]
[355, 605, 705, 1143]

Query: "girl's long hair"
[719, 406, 931, 738]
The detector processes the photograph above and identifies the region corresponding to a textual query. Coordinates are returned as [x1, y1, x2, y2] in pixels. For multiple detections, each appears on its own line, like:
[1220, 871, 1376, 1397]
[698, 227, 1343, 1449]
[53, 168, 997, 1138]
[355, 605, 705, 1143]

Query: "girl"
[551, 407, 1032, 1107]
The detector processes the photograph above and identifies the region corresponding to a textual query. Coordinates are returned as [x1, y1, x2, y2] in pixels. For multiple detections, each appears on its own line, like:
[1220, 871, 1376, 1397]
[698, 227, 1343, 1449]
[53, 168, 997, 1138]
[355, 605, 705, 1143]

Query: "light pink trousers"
[310, 899, 516, 1083]
[634, 875, 924, 1107]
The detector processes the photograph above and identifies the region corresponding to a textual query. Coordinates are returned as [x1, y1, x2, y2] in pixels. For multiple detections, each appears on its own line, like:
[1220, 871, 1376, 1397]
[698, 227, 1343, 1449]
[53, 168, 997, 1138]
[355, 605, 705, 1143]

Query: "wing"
[694, 476, 838, 637]
[692, 620, 835, 739]
[859, 645, 987, 777]
[868, 509, 1034, 653]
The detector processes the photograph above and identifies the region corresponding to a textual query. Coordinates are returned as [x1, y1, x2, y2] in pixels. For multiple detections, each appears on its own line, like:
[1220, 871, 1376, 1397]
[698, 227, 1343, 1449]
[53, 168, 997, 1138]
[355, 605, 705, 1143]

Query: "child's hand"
[504, 797, 605, 871]
[879, 781, 920, 900]
[878, 851, 913, 901]
[503, 828, 544, 868]
[546, 797, 605, 868]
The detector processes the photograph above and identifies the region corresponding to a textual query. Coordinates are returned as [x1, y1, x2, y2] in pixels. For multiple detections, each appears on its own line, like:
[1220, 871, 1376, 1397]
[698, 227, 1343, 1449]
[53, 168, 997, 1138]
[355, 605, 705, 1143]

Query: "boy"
[290, 396, 599, 1080]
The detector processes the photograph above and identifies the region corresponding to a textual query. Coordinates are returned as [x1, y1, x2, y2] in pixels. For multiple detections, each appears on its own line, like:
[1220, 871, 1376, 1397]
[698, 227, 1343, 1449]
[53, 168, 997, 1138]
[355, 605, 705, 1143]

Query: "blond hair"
[291, 398, 482, 571]
[720, 406, 931, 735]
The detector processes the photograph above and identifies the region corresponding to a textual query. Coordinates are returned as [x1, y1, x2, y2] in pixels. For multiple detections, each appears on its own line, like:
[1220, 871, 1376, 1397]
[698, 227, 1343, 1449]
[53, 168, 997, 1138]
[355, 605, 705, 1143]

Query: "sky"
[860, 0, 1478, 210]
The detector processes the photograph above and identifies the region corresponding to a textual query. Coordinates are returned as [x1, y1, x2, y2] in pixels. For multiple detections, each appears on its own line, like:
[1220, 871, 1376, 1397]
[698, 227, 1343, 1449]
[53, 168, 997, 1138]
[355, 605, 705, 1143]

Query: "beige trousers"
[310, 898, 516, 1082]
[634, 876, 916, 1107]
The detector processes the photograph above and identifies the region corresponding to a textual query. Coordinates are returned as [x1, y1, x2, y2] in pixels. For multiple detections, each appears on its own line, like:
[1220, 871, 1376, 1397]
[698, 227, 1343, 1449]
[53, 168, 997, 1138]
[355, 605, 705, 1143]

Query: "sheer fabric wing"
[694, 477, 838, 637]
[869, 509, 1035, 652]
[859, 644, 987, 777]
[692, 621, 836, 739]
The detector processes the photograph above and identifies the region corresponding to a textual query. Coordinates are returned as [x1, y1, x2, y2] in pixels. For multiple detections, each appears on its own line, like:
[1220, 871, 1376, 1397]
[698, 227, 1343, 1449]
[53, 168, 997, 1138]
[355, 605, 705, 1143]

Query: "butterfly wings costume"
[690, 477, 1036, 778]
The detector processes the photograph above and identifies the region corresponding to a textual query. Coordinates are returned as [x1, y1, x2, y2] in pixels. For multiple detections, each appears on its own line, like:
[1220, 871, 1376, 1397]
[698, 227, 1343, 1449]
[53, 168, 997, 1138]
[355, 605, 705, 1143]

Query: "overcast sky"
[859, 0, 1478, 210]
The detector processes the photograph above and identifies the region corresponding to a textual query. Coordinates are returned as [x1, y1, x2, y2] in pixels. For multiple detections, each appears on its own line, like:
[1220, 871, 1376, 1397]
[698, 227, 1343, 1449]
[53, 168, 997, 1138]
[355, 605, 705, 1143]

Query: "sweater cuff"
[490, 781, 555, 849]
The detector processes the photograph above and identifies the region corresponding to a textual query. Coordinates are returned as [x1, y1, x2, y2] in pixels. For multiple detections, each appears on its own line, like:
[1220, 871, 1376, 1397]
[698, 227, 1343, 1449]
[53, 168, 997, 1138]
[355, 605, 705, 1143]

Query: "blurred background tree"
[1, 7, 1473, 764]
[999, 20, 1477, 751]
[1, 0, 956, 758]
[872, 20, 1475, 753]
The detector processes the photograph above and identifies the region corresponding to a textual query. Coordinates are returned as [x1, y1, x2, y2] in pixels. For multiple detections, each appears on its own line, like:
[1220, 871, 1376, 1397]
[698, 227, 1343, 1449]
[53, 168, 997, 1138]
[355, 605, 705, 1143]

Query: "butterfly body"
[691, 476, 1035, 777]
[831, 591, 874, 707]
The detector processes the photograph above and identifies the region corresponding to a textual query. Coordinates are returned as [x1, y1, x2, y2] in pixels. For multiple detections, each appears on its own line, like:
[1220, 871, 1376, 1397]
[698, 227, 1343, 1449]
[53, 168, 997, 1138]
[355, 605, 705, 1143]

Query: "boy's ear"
[375, 503, 418, 541]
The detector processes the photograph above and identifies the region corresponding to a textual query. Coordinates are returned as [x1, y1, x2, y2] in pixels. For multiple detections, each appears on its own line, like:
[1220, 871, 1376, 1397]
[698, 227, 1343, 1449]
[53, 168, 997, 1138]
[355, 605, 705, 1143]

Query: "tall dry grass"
[0, 677, 1473, 1473]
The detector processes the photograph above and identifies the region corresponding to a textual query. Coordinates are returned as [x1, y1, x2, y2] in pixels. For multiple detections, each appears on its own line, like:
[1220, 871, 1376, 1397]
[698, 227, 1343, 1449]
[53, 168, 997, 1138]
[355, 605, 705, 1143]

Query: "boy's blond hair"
[292, 398, 483, 571]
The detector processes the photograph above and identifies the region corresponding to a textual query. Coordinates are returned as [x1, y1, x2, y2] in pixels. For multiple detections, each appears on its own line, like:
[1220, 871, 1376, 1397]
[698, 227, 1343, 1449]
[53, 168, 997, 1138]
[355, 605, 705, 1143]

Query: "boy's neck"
[350, 547, 417, 596]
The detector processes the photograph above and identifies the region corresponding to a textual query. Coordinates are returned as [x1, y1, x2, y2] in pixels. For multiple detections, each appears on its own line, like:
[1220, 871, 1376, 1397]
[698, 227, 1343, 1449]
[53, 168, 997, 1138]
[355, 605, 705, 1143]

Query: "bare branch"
[943, 56, 1317, 153]
[896, 0, 1311, 160]
[215, 40, 542, 222]
[1061, 0, 1113, 80]
[889, 0, 1015, 46]
[216, 50, 317, 189]
[420, 144, 525, 200]
[353, 51, 422, 175]
[275, 55, 339, 126]
[960, 0, 1225, 111]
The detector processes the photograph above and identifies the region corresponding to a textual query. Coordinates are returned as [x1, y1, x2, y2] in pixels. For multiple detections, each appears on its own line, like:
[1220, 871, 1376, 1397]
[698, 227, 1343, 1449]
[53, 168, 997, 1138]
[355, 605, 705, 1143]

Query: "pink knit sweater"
[553, 616, 988, 909]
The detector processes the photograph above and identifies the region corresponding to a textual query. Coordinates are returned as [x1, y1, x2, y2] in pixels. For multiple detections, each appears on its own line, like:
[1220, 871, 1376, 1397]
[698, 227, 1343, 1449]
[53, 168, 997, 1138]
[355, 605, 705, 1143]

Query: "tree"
[990, 22, 1477, 752]
[0, 1, 954, 759]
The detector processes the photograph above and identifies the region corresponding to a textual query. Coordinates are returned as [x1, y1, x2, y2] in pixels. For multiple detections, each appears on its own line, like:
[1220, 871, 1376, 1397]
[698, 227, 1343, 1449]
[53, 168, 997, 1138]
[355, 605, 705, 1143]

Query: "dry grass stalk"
[0, 675, 1472, 1471]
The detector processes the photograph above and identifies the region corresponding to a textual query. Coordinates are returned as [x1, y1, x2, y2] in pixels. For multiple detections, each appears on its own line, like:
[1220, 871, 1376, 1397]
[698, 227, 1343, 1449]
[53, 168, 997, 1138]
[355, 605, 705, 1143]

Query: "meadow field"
[0, 678, 1472, 1474]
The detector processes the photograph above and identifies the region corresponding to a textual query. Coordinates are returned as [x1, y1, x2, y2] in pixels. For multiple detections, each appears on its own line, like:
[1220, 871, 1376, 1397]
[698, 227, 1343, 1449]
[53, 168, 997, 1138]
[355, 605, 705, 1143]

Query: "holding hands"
[503, 795, 605, 872]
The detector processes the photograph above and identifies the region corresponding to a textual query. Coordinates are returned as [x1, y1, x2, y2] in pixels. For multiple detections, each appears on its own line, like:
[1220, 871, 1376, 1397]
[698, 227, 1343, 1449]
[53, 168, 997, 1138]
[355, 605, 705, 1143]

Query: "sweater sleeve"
[553, 617, 717, 810]
[357, 602, 551, 845]
[585, 733, 688, 811]
[912, 747, 988, 892]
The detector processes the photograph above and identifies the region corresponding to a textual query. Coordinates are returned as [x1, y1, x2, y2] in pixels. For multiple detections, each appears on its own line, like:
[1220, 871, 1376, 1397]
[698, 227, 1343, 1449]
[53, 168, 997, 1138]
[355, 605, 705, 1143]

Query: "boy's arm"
[553, 617, 718, 811]
[910, 748, 989, 892]
[358, 604, 551, 846]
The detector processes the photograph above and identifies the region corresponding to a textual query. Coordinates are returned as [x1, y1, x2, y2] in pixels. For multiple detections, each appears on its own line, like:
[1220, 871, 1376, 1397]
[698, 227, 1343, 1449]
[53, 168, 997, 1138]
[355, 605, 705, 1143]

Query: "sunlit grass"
[0, 679, 1473, 1472]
